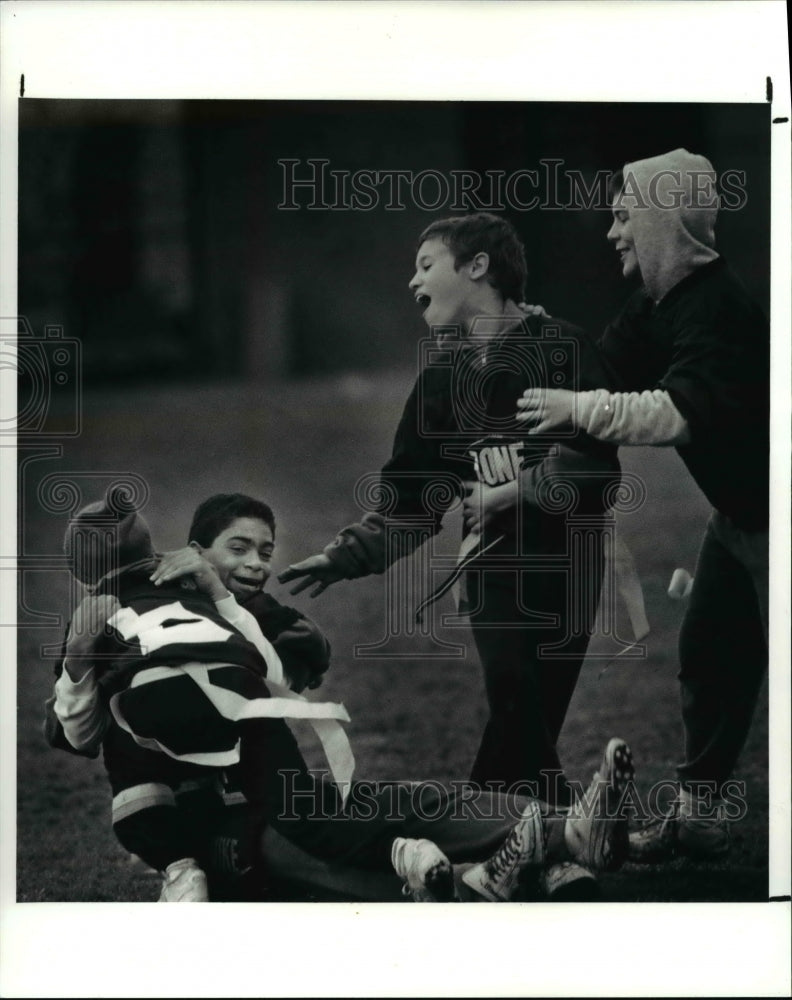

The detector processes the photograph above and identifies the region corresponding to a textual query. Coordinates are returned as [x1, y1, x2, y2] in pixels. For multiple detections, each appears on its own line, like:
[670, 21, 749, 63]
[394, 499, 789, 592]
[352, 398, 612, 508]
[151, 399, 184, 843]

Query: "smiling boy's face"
[408, 237, 477, 336]
[197, 516, 274, 601]
[606, 196, 641, 281]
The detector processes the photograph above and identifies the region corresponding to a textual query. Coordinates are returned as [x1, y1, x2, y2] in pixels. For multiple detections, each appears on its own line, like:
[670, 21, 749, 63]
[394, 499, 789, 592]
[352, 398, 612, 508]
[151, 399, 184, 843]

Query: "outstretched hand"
[277, 553, 345, 598]
[516, 388, 576, 434]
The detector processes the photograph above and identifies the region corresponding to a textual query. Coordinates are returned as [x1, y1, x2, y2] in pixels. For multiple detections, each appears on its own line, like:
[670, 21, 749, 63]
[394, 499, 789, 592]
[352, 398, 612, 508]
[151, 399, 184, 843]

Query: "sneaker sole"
[580, 739, 635, 872]
[597, 739, 634, 872]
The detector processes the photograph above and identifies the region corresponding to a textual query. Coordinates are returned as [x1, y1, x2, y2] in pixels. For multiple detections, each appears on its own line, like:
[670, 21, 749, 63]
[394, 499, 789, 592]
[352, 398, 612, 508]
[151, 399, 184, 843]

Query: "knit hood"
[619, 148, 720, 302]
[64, 488, 155, 587]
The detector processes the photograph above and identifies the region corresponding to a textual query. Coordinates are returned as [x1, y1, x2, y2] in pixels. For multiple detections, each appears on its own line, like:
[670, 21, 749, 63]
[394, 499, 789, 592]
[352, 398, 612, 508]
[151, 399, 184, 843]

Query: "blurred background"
[18, 99, 770, 384]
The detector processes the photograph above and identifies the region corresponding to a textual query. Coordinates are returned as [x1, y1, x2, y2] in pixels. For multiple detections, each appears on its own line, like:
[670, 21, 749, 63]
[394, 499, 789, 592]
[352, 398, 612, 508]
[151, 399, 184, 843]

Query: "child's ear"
[188, 540, 204, 554]
[469, 251, 490, 282]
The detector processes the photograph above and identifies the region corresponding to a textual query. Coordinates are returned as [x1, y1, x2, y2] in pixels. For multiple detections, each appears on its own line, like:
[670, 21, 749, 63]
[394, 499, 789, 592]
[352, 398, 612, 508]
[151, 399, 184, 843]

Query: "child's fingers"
[150, 551, 197, 584]
[526, 419, 552, 435]
[279, 554, 330, 583]
[288, 575, 317, 596]
[517, 303, 547, 317]
[516, 390, 542, 410]
[277, 566, 300, 583]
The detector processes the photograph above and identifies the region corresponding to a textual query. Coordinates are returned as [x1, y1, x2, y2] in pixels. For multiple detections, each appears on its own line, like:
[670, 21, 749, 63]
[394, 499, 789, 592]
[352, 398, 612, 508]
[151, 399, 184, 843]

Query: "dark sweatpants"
[107, 715, 534, 877]
[465, 523, 606, 807]
[165, 778, 538, 902]
[676, 510, 768, 796]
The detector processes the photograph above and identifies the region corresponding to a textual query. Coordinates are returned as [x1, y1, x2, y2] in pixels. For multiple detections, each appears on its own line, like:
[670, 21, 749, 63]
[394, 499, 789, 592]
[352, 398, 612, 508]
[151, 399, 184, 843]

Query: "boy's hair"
[417, 212, 527, 304]
[188, 493, 276, 546]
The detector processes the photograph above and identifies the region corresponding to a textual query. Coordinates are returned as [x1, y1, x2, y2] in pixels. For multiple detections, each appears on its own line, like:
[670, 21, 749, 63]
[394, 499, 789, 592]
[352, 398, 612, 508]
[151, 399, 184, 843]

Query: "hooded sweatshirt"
[577, 149, 769, 531]
[620, 148, 720, 303]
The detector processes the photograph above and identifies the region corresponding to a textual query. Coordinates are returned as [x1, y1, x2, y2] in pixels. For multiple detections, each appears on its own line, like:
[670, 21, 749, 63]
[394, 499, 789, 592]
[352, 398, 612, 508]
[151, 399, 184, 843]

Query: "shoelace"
[487, 829, 521, 881]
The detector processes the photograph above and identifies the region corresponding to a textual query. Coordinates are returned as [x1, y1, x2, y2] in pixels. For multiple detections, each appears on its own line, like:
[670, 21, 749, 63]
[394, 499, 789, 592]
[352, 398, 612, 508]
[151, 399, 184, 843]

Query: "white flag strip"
[612, 532, 650, 642]
[110, 662, 355, 803]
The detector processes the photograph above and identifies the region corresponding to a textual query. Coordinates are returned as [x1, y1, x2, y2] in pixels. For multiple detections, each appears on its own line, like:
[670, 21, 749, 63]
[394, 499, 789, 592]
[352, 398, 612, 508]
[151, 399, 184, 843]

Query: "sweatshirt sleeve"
[322, 512, 390, 577]
[213, 594, 286, 686]
[322, 511, 432, 578]
[52, 668, 109, 752]
[575, 388, 691, 446]
[518, 441, 622, 511]
[243, 593, 332, 693]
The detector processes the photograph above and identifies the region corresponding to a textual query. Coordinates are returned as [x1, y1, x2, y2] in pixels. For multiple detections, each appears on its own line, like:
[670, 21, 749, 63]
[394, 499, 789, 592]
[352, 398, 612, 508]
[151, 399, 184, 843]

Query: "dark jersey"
[378, 315, 621, 551]
[241, 592, 304, 640]
[81, 567, 269, 697]
[598, 258, 769, 530]
[43, 581, 327, 757]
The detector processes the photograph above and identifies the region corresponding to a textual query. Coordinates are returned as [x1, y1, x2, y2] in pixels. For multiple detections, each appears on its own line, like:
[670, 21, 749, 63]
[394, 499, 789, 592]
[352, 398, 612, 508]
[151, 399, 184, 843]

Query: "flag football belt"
[109, 663, 355, 805]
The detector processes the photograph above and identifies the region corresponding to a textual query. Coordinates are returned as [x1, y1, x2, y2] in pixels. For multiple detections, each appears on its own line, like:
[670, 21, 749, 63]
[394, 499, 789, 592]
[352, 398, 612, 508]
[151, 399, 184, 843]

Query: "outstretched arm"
[277, 552, 348, 598]
[278, 512, 396, 597]
[516, 387, 691, 446]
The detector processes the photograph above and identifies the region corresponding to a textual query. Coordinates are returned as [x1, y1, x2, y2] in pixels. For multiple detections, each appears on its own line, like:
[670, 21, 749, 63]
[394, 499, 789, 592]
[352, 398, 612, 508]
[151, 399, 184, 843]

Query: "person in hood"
[517, 148, 769, 864]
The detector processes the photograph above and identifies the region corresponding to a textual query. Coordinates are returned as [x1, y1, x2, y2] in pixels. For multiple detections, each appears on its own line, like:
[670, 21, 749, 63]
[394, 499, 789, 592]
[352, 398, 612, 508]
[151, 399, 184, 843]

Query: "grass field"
[15, 371, 770, 904]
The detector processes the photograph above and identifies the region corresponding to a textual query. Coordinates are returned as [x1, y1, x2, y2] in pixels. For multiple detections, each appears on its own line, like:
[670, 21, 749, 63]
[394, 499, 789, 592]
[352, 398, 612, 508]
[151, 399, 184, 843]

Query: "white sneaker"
[461, 799, 545, 902]
[564, 738, 634, 874]
[391, 838, 454, 902]
[541, 861, 600, 901]
[159, 858, 209, 902]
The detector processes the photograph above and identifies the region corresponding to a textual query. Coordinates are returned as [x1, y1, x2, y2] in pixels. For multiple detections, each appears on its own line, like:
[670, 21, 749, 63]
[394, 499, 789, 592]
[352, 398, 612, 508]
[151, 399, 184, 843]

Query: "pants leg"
[676, 513, 768, 795]
[239, 717, 544, 874]
[395, 786, 535, 861]
[103, 722, 216, 871]
[260, 786, 538, 899]
[466, 532, 603, 805]
[195, 786, 539, 902]
[238, 719, 438, 870]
